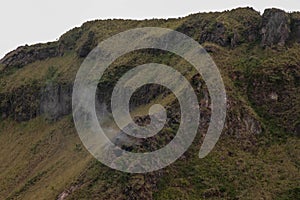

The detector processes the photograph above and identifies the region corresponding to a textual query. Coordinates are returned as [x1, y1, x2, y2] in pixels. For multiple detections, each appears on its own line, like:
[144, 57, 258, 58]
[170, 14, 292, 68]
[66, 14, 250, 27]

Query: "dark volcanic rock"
[0, 83, 73, 122]
[199, 22, 228, 46]
[0, 42, 59, 68]
[77, 31, 96, 57]
[261, 8, 290, 46]
[176, 8, 261, 48]
[40, 83, 73, 121]
[290, 13, 300, 43]
[176, 17, 229, 47]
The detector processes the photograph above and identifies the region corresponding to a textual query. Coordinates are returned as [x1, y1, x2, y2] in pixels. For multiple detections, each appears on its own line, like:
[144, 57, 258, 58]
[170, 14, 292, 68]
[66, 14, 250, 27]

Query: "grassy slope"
[0, 116, 92, 199]
[0, 117, 298, 199]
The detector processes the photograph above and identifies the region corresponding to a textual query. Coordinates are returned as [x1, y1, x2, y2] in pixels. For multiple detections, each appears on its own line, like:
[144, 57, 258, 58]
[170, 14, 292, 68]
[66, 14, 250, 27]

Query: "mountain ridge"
[1, 7, 300, 67]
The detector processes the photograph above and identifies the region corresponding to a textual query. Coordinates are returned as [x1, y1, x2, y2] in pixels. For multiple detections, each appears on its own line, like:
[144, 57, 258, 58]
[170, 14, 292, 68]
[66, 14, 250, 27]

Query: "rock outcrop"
[199, 22, 227, 46]
[40, 83, 73, 121]
[0, 83, 72, 122]
[261, 8, 290, 46]
[0, 42, 59, 68]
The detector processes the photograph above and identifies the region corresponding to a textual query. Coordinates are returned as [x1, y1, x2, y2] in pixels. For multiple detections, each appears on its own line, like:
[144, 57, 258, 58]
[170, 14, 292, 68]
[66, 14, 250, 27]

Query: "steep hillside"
[0, 7, 299, 200]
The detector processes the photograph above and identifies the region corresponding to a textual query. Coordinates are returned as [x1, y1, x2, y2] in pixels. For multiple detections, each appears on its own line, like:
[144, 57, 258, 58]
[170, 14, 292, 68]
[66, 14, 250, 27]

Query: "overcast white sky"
[1, 0, 299, 59]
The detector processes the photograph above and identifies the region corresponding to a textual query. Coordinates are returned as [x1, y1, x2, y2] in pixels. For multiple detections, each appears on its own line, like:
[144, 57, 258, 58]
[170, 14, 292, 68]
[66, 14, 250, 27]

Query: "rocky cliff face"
[261, 8, 290, 46]
[0, 82, 72, 121]
[0, 7, 299, 200]
[40, 83, 73, 121]
[0, 7, 298, 124]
